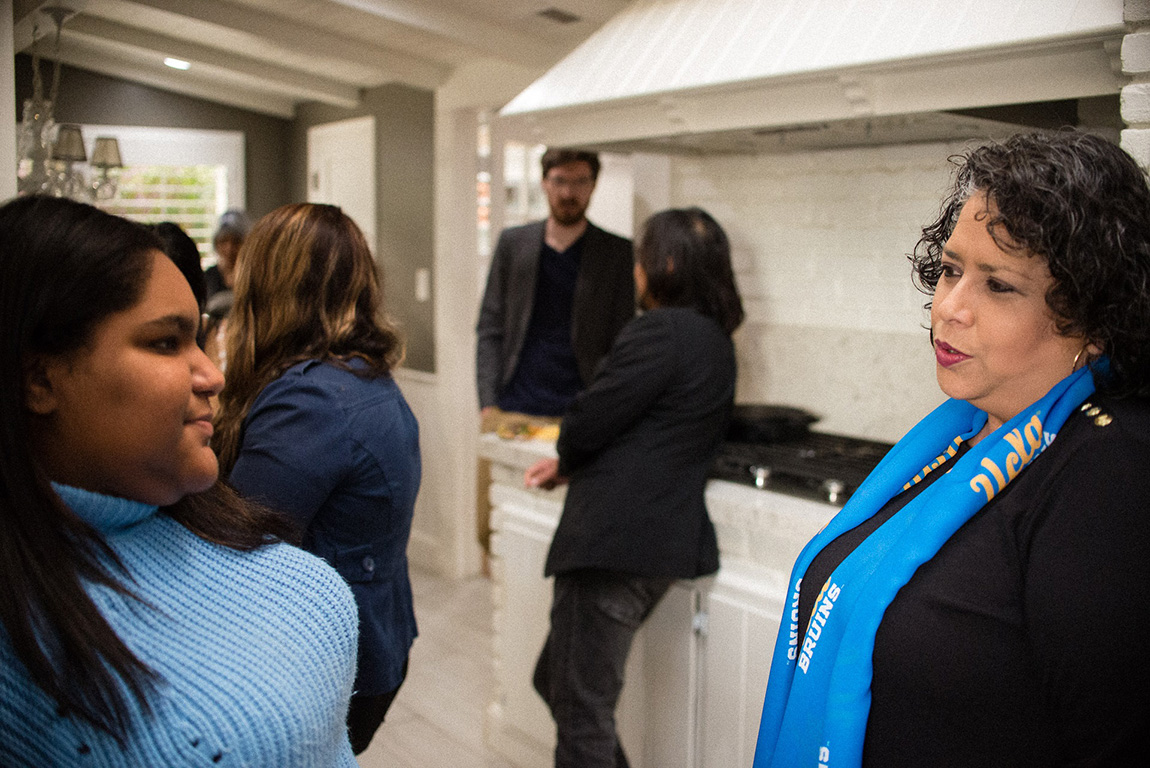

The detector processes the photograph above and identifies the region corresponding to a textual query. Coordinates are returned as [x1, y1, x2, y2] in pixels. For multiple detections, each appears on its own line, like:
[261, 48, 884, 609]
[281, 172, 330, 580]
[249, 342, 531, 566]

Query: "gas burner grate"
[709, 432, 893, 504]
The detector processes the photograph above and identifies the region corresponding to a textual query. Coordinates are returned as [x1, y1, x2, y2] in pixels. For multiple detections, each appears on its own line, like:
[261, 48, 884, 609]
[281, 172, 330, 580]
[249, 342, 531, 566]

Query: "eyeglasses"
[544, 174, 594, 191]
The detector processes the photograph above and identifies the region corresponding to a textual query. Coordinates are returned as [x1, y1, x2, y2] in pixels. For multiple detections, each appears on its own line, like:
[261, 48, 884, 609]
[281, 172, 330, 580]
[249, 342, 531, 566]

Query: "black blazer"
[545, 307, 735, 578]
[475, 220, 634, 409]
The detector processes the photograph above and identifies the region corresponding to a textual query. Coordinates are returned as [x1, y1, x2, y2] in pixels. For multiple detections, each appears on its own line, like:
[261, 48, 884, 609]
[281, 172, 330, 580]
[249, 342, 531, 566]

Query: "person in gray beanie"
[204, 209, 250, 307]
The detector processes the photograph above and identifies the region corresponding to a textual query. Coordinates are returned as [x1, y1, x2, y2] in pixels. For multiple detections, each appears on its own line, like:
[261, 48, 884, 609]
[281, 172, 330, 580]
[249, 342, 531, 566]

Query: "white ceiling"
[12, 0, 632, 117]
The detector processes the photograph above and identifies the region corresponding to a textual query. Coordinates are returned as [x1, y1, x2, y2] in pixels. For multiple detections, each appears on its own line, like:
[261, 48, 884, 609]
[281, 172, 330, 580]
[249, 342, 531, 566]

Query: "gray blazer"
[475, 220, 634, 410]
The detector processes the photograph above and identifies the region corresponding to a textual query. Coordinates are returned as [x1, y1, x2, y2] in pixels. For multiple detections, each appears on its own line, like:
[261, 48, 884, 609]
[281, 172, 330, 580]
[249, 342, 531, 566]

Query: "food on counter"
[496, 422, 560, 442]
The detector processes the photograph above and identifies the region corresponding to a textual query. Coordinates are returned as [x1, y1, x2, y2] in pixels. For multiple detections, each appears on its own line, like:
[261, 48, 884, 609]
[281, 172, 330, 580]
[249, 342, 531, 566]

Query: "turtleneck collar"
[52, 483, 158, 533]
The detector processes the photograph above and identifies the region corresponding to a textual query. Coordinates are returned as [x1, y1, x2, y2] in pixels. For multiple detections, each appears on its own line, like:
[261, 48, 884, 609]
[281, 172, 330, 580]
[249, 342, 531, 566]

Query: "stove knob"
[821, 479, 846, 504]
[750, 465, 771, 489]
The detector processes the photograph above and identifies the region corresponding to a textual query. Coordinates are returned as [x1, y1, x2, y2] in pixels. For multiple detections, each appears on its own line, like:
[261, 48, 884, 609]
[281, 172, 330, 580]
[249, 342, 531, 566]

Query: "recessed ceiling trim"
[88, 0, 452, 89]
[327, 0, 561, 67]
[45, 39, 298, 117]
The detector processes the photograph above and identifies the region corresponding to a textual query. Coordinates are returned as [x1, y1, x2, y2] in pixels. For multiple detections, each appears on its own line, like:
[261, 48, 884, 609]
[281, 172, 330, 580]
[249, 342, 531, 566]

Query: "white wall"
[661, 142, 970, 442]
[585, 152, 634, 238]
[396, 104, 482, 579]
[409, 57, 544, 578]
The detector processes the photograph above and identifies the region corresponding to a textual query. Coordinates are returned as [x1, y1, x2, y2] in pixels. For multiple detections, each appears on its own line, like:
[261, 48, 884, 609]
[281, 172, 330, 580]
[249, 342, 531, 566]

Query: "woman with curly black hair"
[755, 131, 1150, 767]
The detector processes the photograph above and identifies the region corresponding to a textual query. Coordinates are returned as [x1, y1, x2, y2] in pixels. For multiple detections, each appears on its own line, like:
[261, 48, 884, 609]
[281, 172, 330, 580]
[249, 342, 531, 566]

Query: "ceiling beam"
[95, 0, 452, 89]
[42, 37, 298, 117]
[327, 0, 560, 67]
[64, 15, 362, 108]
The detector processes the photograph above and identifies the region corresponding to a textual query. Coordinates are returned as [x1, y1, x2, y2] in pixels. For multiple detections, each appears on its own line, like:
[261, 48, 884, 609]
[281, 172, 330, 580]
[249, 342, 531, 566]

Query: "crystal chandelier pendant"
[16, 7, 123, 203]
[89, 136, 123, 200]
[16, 66, 57, 196]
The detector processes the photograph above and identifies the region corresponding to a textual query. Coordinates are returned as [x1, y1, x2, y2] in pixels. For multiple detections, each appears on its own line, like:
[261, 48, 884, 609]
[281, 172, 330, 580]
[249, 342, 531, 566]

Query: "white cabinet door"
[483, 447, 796, 768]
[307, 116, 376, 246]
[487, 477, 559, 767]
[638, 581, 702, 768]
[486, 472, 699, 768]
[701, 562, 785, 767]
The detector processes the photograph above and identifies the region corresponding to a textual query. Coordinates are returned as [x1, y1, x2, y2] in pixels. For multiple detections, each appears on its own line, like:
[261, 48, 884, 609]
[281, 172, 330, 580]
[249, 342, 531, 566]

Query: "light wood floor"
[356, 566, 528, 768]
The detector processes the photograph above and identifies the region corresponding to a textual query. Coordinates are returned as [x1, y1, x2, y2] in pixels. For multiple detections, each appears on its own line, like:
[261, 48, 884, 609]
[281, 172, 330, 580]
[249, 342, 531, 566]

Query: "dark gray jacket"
[475, 220, 634, 410]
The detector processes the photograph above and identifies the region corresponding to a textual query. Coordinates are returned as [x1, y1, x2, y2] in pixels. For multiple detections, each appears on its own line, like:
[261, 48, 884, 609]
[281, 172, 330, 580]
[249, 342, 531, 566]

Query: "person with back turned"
[213, 204, 420, 756]
[524, 207, 744, 768]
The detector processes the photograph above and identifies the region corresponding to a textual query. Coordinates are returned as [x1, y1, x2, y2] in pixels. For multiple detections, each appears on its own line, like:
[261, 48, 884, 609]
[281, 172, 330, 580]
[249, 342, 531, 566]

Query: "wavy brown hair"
[213, 203, 403, 472]
[911, 131, 1150, 397]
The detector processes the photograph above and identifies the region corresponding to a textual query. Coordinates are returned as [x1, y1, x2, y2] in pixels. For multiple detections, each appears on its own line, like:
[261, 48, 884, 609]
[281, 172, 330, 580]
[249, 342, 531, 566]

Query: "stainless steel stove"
[709, 432, 894, 505]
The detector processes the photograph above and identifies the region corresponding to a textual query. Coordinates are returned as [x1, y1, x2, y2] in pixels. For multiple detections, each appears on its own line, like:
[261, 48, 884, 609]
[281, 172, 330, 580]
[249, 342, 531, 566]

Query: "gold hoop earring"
[1073, 347, 1087, 372]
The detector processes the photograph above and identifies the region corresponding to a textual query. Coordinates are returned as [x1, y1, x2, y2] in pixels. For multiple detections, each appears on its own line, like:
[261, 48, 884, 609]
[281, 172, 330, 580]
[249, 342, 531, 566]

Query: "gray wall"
[14, 54, 292, 218]
[293, 84, 436, 373]
[14, 56, 436, 372]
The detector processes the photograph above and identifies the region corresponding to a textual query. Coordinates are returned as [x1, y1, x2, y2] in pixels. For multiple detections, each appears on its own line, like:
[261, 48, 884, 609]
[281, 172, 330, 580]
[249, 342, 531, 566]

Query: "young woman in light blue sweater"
[0, 196, 360, 766]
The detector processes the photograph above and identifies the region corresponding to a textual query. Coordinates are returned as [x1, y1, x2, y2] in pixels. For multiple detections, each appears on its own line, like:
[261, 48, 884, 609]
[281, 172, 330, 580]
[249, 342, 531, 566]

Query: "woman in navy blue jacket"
[213, 203, 420, 754]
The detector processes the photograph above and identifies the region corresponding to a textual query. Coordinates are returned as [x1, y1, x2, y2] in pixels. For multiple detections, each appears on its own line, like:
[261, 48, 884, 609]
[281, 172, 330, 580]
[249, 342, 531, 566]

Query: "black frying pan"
[727, 404, 820, 443]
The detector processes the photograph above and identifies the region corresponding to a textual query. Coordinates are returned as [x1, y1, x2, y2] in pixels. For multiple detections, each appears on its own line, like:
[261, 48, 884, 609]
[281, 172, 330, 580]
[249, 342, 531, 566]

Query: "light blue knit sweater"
[0, 485, 360, 767]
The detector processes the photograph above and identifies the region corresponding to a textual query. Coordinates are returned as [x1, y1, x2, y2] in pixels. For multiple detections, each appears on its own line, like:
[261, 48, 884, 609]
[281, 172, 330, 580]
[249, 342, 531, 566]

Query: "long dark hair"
[150, 221, 207, 311]
[214, 203, 403, 473]
[0, 196, 294, 743]
[912, 131, 1150, 397]
[637, 207, 745, 335]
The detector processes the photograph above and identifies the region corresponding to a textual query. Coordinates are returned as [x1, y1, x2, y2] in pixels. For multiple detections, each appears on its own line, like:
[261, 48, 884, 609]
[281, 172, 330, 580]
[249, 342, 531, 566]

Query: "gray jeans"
[533, 570, 674, 768]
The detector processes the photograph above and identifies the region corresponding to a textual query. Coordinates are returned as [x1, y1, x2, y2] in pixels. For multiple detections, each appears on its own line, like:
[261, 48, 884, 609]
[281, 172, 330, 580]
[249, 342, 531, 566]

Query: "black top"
[545, 307, 735, 578]
[802, 396, 1150, 766]
[203, 264, 227, 301]
[796, 442, 969, 640]
[497, 237, 584, 416]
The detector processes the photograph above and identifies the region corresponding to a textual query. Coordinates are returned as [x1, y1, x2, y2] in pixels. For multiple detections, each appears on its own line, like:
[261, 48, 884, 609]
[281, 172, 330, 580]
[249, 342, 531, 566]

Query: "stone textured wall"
[1123, 0, 1150, 165]
[668, 141, 969, 442]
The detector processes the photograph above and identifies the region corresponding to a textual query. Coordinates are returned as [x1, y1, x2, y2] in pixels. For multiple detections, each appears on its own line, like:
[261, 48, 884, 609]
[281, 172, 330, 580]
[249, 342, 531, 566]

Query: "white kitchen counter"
[478, 434, 838, 768]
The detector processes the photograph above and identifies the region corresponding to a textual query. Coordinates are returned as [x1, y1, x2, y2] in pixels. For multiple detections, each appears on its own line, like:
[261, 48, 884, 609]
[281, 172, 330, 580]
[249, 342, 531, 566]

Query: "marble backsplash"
[732, 321, 944, 444]
[664, 140, 969, 444]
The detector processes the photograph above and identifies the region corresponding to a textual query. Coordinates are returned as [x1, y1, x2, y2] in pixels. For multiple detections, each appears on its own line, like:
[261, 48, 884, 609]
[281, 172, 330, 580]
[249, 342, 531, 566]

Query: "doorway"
[307, 115, 376, 245]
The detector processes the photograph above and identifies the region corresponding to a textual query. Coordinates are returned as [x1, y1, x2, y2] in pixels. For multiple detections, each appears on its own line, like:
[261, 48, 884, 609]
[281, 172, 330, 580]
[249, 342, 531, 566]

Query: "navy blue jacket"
[229, 359, 420, 696]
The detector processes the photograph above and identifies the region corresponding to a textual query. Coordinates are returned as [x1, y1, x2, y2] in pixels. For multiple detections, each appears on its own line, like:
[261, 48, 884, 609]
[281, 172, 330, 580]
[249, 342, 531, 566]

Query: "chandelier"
[16, 6, 123, 201]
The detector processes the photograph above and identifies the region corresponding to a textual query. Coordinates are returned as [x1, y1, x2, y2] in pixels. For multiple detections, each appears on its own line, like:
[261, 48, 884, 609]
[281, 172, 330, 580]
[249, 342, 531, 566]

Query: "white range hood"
[500, 0, 1128, 153]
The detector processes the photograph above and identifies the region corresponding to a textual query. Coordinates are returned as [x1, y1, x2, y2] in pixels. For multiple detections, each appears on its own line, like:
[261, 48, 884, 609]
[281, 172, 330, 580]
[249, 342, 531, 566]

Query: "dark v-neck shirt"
[497, 237, 585, 417]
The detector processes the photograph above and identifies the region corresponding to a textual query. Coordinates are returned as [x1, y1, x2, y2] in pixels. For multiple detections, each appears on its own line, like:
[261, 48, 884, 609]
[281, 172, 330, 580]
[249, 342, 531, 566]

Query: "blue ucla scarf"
[752, 363, 1097, 768]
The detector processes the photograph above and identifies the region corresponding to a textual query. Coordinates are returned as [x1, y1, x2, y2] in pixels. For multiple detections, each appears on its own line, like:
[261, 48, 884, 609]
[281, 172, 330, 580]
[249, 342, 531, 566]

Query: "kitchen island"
[479, 433, 837, 768]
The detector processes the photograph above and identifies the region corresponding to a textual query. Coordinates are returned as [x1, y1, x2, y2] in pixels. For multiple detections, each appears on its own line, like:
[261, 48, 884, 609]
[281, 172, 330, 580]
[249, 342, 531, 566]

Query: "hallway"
[357, 567, 529, 767]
